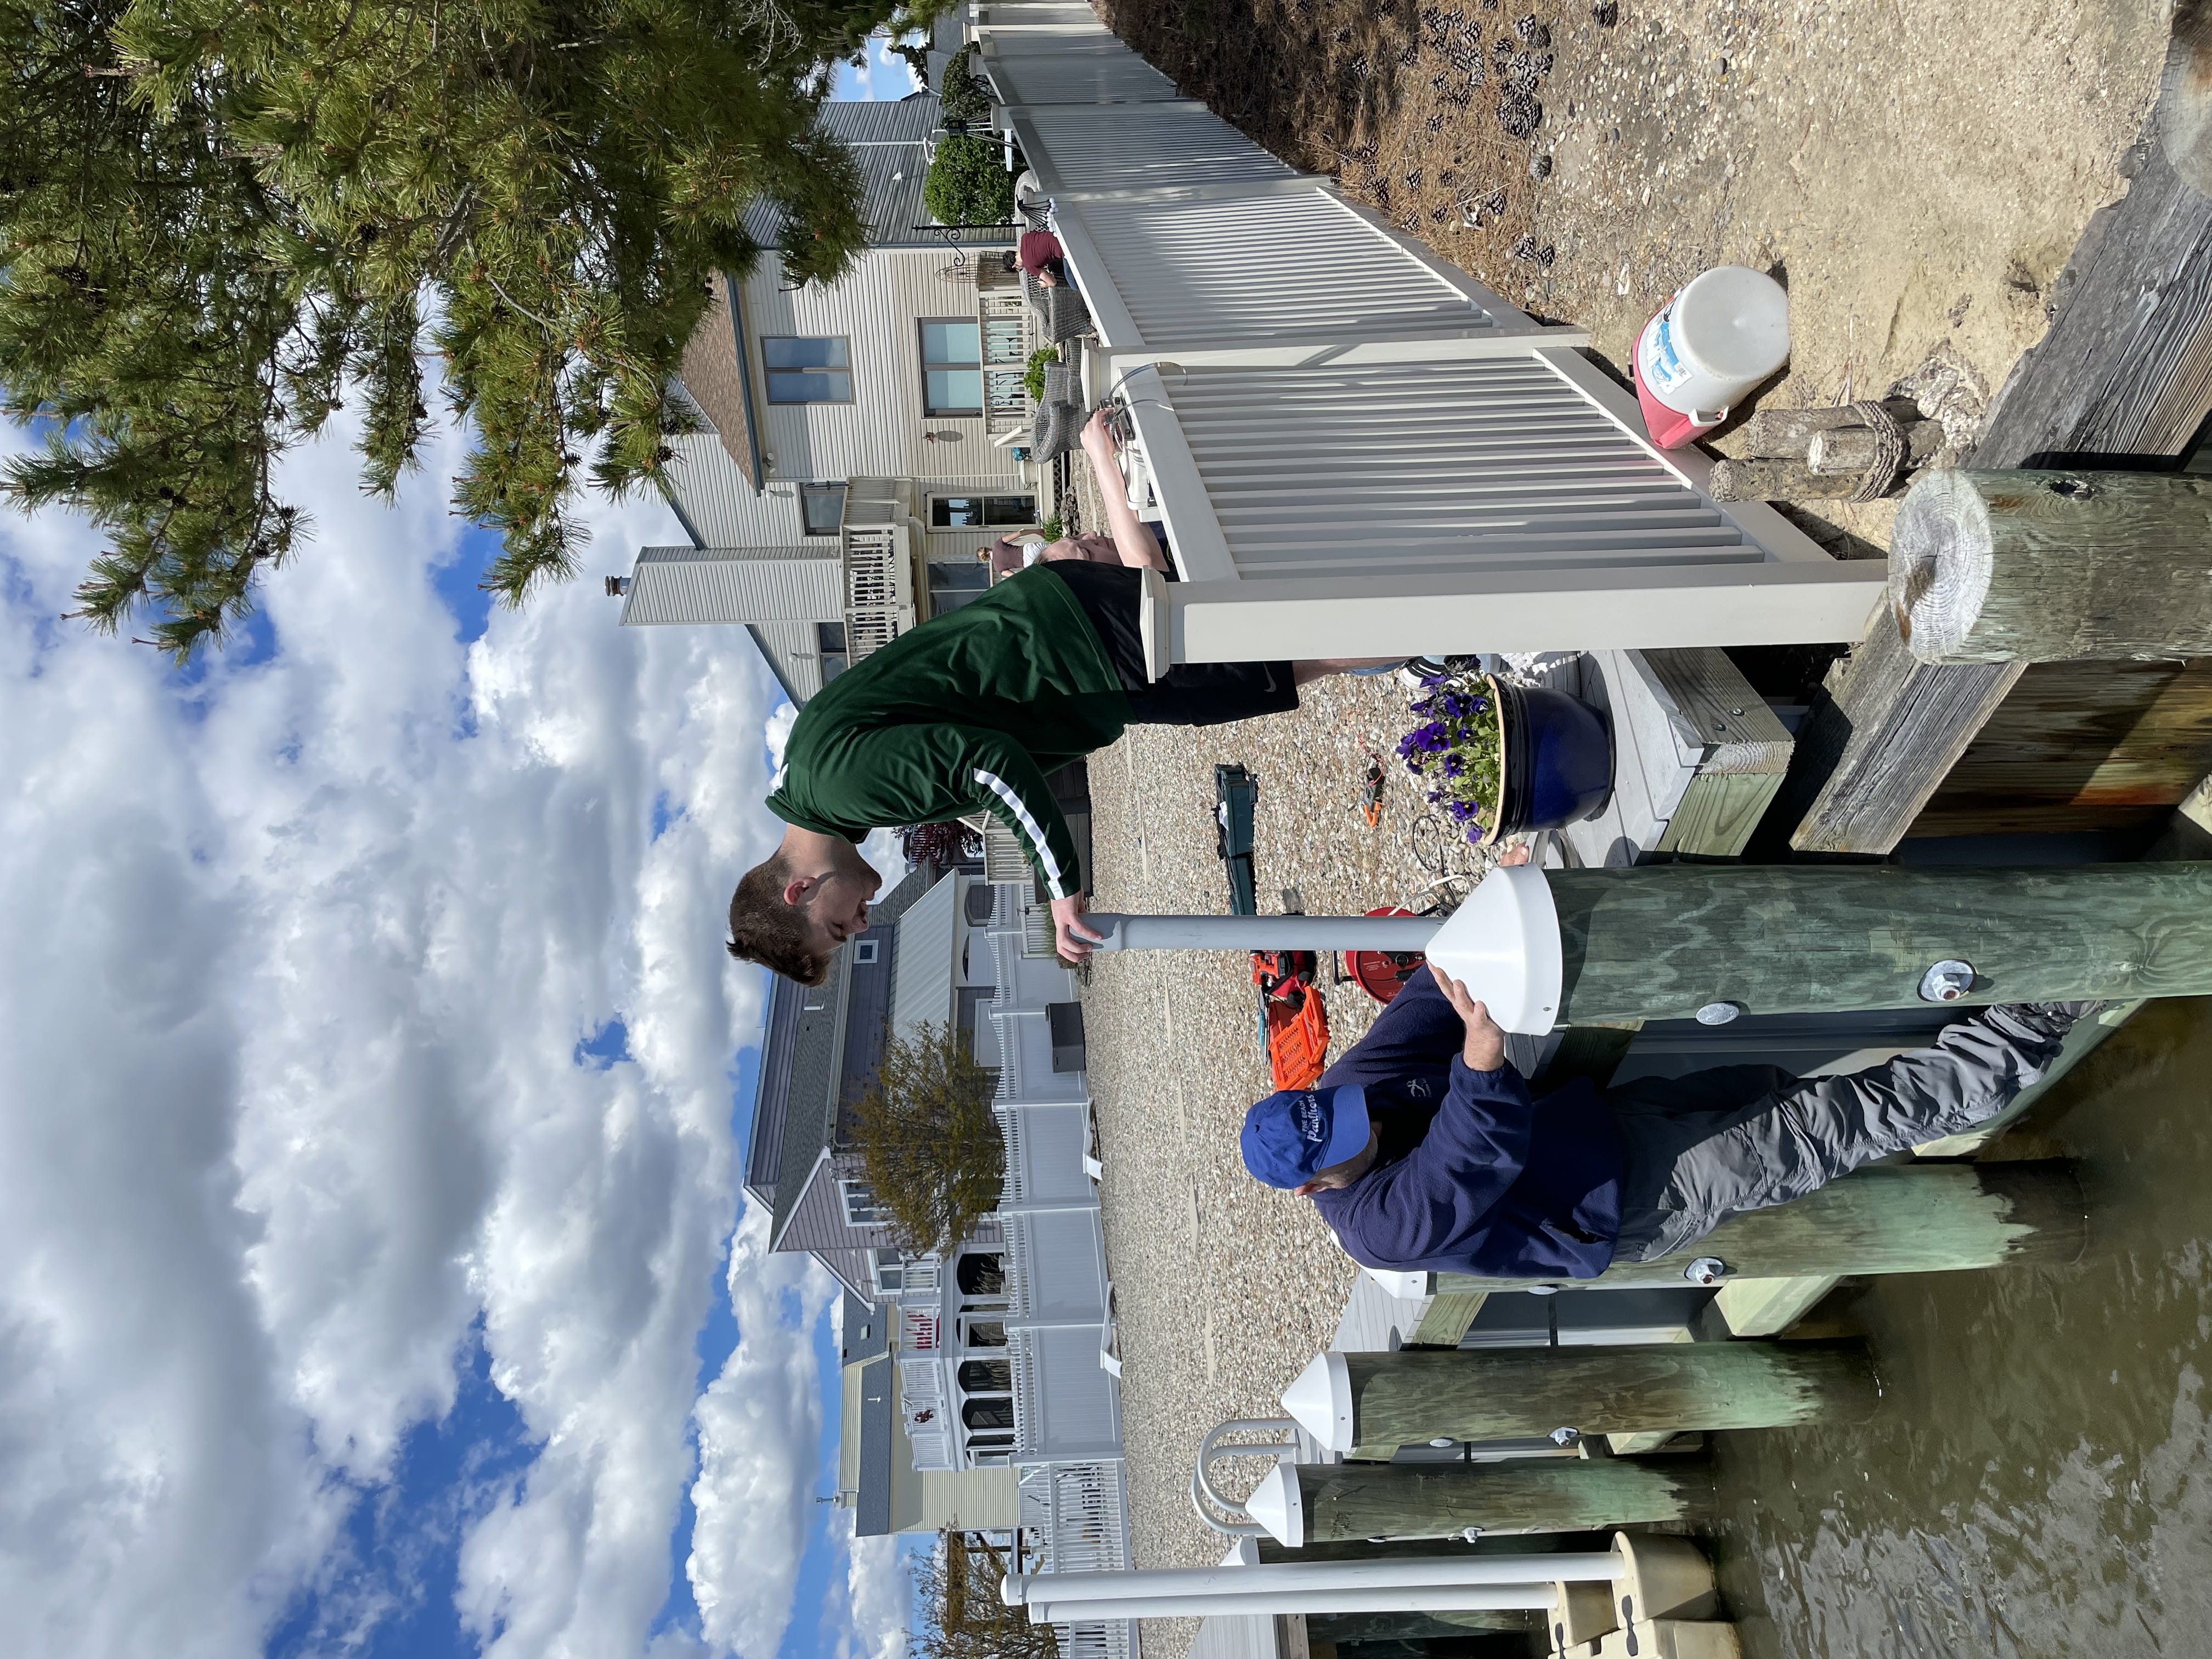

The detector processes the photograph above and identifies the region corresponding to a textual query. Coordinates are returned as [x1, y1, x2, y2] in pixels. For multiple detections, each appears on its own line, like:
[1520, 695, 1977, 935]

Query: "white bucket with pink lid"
[1633, 266, 1791, 433]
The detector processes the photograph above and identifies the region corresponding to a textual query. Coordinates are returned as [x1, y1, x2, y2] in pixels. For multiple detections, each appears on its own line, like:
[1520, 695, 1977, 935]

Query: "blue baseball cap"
[1240, 1085, 1373, 1189]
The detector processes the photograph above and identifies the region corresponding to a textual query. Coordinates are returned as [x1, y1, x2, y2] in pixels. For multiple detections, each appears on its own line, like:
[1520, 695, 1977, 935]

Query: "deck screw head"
[1695, 1001, 1741, 1025]
[1918, 959, 1977, 1002]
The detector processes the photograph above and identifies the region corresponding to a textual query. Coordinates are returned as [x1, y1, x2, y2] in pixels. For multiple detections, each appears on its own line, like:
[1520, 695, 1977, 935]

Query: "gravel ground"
[1082, 684, 1475, 1659]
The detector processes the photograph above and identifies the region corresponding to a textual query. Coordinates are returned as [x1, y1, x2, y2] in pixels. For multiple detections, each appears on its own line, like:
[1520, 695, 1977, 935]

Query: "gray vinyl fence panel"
[1053, 188, 1516, 347]
[981, 38, 1182, 104]
[1153, 359, 1757, 578]
[1011, 103, 1306, 198]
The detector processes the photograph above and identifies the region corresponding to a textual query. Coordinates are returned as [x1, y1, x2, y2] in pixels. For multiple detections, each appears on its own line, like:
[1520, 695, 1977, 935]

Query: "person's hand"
[1426, 961, 1507, 1071]
[1051, 891, 1107, 963]
[1038, 267, 1060, 287]
[1080, 407, 1118, 464]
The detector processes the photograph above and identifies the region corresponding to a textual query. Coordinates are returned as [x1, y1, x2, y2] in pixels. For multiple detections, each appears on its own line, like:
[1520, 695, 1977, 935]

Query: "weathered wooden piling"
[1892, 469, 2212, 663]
[1284, 1340, 1880, 1457]
[1429, 1160, 2083, 1293]
[1259, 1457, 1710, 1544]
[1547, 862, 2212, 1022]
[1305, 1609, 1535, 1641]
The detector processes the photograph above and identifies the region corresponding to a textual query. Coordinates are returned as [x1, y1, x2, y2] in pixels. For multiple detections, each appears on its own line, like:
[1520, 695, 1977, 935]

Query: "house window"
[927, 558, 991, 618]
[956, 1253, 1004, 1296]
[958, 1358, 1012, 1392]
[853, 938, 879, 965]
[840, 1179, 889, 1227]
[962, 1319, 1007, 1348]
[919, 320, 985, 416]
[1048, 1000, 1087, 1074]
[932, 494, 1036, 529]
[817, 620, 848, 684]
[961, 1397, 1015, 1432]
[764, 337, 852, 403]
[802, 482, 848, 534]
[964, 883, 998, 926]
[871, 1250, 905, 1295]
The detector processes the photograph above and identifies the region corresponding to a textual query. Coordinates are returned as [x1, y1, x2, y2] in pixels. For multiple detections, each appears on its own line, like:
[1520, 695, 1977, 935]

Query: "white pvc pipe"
[1006, 1553, 1620, 1605]
[1084, 912, 1441, 952]
[1026, 1584, 1561, 1622]
[1079, 866, 1567, 1035]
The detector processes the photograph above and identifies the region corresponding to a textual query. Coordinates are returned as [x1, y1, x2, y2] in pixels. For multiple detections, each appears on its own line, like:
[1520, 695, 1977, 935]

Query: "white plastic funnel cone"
[1421, 864, 1562, 1033]
[1281, 1352, 1353, 1453]
[1244, 1462, 1304, 1548]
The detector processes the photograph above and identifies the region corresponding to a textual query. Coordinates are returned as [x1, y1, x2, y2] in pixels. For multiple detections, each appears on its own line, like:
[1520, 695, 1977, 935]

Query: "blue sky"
[834, 32, 928, 103]
[0, 36, 936, 1659]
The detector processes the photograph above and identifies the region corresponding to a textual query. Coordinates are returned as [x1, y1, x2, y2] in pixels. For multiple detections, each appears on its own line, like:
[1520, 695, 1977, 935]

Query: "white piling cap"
[1421, 863, 1562, 1034]
[1280, 1352, 1354, 1453]
[1001, 1572, 1030, 1607]
[1244, 1462, 1305, 1549]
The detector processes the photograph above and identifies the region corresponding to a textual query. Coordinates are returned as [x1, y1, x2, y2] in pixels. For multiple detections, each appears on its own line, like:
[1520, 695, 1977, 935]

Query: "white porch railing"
[901, 1355, 958, 1472]
[841, 481, 923, 660]
[980, 817, 1032, 884]
[1016, 1460, 1137, 1659]
[978, 9, 1889, 659]
[1018, 1460, 1133, 1572]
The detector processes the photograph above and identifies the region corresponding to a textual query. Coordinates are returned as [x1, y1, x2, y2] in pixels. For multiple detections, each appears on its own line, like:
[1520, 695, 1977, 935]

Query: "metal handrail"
[1188, 1417, 1306, 1536]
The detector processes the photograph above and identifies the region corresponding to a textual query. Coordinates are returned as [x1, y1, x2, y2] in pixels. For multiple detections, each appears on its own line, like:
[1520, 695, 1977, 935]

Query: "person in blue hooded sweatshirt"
[1240, 961, 2092, 1278]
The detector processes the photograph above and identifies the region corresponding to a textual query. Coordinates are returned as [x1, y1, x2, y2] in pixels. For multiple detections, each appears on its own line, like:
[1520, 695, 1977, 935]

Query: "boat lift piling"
[1084, 861, 2212, 1031]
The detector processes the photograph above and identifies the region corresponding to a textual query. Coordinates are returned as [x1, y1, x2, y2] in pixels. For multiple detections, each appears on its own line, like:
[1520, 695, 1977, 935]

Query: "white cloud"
[839, 1527, 914, 1659]
[835, 33, 925, 101]
[687, 1203, 840, 1656]
[0, 398, 845, 1658]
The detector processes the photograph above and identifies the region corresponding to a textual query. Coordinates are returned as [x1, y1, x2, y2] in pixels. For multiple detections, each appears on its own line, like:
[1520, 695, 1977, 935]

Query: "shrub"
[939, 43, 991, 121]
[924, 134, 1015, 227]
[1022, 346, 1058, 402]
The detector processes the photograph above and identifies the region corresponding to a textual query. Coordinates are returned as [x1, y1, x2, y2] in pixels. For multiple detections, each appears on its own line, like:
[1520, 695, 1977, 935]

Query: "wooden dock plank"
[1785, 126, 2212, 855]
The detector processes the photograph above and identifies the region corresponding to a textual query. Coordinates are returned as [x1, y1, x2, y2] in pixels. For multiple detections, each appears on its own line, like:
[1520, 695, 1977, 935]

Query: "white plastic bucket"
[1633, 266, 1791, 424]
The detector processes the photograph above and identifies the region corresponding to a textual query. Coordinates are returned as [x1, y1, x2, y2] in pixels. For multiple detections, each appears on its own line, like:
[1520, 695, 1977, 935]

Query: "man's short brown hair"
[727, 851, 829, 985]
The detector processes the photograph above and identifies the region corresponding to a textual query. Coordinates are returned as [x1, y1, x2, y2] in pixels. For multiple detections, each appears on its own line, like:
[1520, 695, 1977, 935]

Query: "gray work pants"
[1606, 1003, 2078, 1263]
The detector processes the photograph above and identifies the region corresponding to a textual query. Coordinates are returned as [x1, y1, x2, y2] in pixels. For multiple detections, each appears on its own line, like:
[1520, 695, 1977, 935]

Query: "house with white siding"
[613, 91, 1049, 704]
[757, 850, 1133, 1651]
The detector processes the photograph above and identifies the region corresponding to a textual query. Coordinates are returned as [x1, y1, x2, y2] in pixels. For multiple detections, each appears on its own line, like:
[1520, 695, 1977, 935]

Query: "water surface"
[1711, 997, 2212, 1657]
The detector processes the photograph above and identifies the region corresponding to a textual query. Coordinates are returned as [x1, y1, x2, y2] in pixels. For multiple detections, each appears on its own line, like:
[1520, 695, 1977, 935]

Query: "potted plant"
[1395, 670, 1612, 844]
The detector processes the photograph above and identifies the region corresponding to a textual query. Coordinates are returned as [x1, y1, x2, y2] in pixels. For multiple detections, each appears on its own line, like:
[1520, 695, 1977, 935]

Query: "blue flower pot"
[1488, 675, 1614, 839]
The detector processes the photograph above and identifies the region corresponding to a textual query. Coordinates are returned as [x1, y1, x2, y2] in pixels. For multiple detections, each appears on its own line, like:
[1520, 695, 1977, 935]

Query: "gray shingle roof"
[746, 97, 943, 249]
[854, 1355, 896, 1537]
